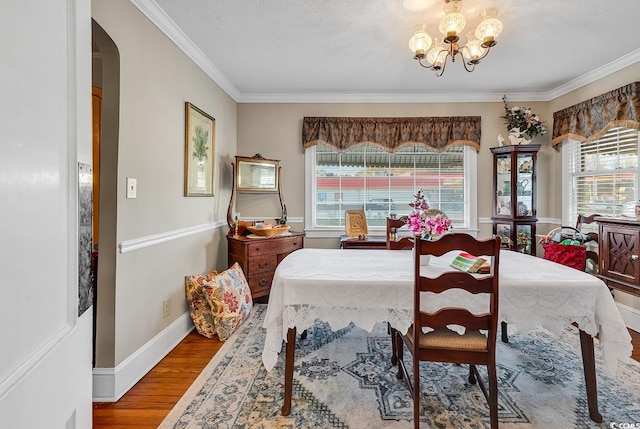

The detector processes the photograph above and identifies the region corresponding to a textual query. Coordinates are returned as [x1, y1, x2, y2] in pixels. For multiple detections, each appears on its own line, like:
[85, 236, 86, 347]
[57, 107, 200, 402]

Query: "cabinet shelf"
[491, 144, 540, 256]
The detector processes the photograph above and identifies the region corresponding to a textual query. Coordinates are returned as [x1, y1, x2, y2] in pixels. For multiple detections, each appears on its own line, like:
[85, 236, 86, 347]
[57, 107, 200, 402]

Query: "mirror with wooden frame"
[236, 155, 279, 192]
[227, 154, 287, 228]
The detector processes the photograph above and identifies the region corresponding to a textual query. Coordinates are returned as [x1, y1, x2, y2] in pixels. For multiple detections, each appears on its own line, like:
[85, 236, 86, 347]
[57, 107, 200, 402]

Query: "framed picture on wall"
[184, 102, 215, 196]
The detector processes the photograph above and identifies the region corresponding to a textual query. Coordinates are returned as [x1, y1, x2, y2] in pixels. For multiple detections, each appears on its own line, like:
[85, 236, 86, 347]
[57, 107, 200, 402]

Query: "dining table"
[262, 248, 633, 422]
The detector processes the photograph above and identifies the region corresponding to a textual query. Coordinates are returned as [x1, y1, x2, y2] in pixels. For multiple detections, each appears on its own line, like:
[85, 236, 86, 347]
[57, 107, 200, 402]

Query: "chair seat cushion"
[409, 327, 487, 350]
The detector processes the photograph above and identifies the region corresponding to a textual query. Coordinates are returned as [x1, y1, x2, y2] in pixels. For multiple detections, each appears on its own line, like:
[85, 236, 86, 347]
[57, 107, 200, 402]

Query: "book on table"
[450, 252, 490, 273]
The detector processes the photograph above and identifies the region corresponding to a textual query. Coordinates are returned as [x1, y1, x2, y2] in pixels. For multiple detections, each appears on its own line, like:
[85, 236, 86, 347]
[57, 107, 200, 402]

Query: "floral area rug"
[159, 304, 640, 428]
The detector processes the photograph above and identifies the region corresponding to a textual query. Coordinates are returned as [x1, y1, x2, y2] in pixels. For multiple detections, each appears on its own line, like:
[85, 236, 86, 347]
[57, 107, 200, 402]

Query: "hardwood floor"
[92, 330, 224, 428]
[93, 328, 640, 428]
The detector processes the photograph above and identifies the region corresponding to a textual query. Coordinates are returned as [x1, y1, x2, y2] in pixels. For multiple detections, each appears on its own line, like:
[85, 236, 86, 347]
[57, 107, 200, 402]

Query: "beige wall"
[92, 0, 237, 368]
[237, 66, 640, 311]
[237, 101, 554, 248]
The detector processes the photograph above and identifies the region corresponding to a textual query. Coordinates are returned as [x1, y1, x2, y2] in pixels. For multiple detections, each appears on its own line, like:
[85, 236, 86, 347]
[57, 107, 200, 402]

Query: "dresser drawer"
[247, 254, 277, 275]
[227, 231, 305, 299]
[247, 236, 303, 256]
[248, 272, 274, 296]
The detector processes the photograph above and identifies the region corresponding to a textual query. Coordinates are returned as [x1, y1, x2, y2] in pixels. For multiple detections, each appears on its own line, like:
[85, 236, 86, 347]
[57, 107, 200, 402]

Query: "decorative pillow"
[185, 270, 218, 338]
[203, 262, 253, 341]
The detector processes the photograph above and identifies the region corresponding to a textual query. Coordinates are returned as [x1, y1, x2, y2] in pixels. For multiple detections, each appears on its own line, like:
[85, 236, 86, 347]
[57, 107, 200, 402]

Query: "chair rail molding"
[119, 221, 226, 254]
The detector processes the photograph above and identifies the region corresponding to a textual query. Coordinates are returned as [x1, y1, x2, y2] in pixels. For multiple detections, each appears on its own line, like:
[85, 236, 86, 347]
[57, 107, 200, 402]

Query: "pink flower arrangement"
[407, 190, 452, 238]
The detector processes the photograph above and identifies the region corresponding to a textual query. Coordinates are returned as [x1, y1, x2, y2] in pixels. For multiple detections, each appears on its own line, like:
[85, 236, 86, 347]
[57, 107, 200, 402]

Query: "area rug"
[159, 304, 640, 428]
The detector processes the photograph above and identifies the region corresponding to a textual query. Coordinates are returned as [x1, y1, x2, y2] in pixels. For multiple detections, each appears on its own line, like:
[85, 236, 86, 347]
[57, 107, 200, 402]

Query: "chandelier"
[408, 0, 503, 76]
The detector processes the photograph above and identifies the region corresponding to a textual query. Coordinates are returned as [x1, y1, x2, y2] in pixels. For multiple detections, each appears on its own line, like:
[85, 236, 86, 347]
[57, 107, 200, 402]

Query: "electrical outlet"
[163, 298, 170, 318]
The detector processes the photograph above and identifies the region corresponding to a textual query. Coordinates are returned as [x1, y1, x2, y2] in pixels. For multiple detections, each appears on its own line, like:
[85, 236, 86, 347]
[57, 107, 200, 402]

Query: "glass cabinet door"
[495, 223, 511, 249]
[516, 153, 533, 217]
[516, 224, 533, 254]
[496, 154, 512, 216]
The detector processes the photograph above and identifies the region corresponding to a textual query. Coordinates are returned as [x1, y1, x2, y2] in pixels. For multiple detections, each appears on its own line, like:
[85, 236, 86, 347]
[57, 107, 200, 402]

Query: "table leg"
[579, 329, 602, 423]
[282, 327, 297, 416]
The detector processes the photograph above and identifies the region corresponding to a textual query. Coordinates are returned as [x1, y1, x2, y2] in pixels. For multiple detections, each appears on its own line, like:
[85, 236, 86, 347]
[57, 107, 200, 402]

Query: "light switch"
[126, 177, 137, 199]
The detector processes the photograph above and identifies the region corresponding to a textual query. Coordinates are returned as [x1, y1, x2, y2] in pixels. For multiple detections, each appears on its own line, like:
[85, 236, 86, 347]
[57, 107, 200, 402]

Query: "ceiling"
[135, 0, 640, 103]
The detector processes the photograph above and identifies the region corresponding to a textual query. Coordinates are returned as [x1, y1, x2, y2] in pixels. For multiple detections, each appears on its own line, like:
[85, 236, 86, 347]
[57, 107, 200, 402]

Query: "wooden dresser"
[596, 216, 640, 297]
[227, 231, 305, 299]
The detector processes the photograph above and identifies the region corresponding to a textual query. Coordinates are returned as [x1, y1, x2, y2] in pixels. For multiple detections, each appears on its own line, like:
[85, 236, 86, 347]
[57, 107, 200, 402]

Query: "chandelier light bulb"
[475, 7, 503, 47]
[427, 38, 447, 67]
[462, 36, 486, 63]
[439, 1, 466, 41]
[408, 25, 433, 57]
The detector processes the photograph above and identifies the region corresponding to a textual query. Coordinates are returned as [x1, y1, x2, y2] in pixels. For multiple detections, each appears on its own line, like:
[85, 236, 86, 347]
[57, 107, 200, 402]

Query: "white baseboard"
[616, 301, 640, 333]
[92, 311, 194, 402]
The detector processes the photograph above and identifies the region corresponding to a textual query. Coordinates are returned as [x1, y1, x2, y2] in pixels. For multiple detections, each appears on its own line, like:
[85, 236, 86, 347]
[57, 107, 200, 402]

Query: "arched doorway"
[91, 20, 120, 369]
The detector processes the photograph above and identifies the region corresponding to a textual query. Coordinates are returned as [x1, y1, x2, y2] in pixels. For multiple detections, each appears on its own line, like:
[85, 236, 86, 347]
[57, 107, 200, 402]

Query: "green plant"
[501, 95, 547, 139]
[192, 125, 209, 161]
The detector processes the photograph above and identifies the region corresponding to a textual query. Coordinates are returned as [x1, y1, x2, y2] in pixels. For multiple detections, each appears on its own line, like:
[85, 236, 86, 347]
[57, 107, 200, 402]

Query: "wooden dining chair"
[386, 216, 413, 250]
[386, 216, 414, 362]
[395, 233, 501, 429]
[576, 214, 601, 275]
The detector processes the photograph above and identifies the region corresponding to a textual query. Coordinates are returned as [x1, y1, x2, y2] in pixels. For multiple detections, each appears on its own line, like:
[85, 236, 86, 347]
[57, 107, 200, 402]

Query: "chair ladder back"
[419, 308, 491, 332]
[386, 216, 413, 250]
[418, 272, 495, 295]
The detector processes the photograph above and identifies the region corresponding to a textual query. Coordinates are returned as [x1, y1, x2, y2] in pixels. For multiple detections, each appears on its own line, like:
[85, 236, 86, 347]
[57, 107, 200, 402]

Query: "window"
[563, 127, 639, 226]
[305, 143, 477, 236]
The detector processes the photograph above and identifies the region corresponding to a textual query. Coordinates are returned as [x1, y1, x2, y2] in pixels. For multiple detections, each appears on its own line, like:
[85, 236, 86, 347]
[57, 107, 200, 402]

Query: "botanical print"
[185, 102, 215, 196]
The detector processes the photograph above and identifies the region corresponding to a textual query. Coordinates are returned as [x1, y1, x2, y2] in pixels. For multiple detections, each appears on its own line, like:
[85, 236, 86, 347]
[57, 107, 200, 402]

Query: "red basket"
[540, 226, 587, 271]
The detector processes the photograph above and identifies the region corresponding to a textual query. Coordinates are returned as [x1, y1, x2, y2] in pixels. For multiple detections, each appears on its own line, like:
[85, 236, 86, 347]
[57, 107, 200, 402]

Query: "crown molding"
[545, 48, 640, 101]
[131, 0, 640, 104]
[129, 0, 241, 101]
[235, 91, 550, 104]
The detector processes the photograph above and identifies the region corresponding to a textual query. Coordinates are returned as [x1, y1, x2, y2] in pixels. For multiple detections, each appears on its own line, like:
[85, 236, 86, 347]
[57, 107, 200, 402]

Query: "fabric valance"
[552, 81, 640, 147]
[302, 116, 481, 152]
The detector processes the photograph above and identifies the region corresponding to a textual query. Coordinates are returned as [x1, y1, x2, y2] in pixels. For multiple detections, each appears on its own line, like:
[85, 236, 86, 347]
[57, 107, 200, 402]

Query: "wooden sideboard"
[339, 235, 386, 249]
[596, 216, 640, 297]
[227, 231, 305, 299]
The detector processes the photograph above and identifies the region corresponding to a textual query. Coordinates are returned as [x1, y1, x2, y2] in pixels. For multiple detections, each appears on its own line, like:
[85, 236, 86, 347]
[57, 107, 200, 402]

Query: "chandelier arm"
[416, 57, 435, 69]
[476, 45, 492, 61]
[461, 59, 476, 73]
[435, 57, 448, 77]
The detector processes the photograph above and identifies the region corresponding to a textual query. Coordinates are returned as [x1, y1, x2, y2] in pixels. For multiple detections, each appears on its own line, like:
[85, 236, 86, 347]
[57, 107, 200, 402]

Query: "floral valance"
[552, 81, 640, 147]
[302, 116, 481, 152]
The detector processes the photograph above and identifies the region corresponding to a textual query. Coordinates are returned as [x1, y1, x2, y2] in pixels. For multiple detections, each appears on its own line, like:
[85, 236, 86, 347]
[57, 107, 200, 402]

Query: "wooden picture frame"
[184, 102, 215, 196]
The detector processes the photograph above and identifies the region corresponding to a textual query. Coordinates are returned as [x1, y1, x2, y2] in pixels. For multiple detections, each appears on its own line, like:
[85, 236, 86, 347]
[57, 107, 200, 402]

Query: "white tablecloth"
[262, 248, 632, 374]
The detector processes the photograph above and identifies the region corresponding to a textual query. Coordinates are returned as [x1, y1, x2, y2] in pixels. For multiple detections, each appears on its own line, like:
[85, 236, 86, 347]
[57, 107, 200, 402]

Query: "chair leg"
[395, 331, 404, 380]
[413, 355, 420, 429]
[389, 323, 398, 365]
[487, 364, 499, 429]
[501, 321, 508, 343]
[468, 364, 477, 384]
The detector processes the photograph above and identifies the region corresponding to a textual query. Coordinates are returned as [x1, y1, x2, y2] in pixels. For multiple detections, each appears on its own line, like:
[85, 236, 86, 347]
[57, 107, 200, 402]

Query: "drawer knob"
[632, 254, 639, 260]
[258, 262, 269, 269]
[259, 278, 268, 286]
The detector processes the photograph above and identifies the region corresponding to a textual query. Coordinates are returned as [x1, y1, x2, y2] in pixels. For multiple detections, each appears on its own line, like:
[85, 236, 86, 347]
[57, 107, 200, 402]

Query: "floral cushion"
[185, 270, 218, 338]
[203, 263, 253, 341]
